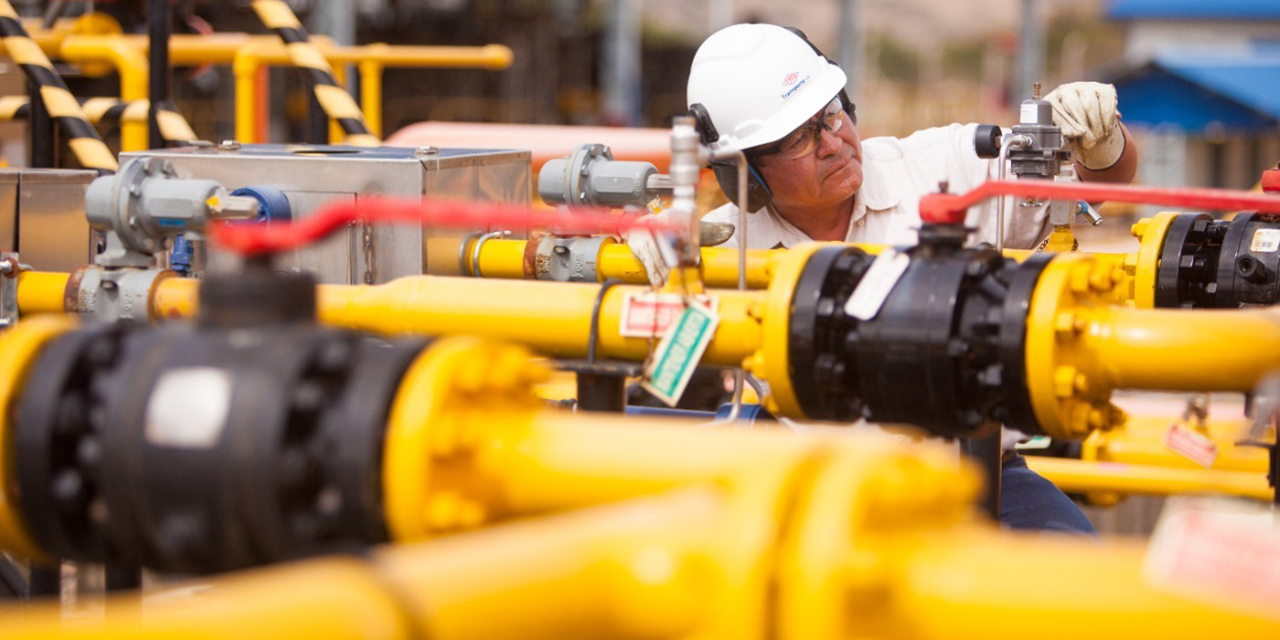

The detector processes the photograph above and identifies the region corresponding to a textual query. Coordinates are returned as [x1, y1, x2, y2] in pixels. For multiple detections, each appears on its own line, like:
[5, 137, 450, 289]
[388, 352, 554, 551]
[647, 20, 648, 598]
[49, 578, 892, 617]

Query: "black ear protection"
[688, 102, 776, 213]
[687, 26, 856, 214]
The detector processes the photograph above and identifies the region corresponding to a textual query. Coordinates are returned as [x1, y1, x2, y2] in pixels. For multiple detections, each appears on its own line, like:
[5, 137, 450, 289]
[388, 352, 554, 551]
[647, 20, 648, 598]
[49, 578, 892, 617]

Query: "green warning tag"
[641, 303, 720, 407]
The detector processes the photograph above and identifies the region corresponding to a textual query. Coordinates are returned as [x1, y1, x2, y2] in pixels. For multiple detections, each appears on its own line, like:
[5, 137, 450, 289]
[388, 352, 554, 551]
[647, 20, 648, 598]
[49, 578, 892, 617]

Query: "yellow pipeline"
[0, 325, 1276, 637]
[0, 316, 76, 563]
[58, 36, 149, 151]
[5, 461, 1279, 638]
[466, 236, 1056, 289]
[15, 271, 68, 315]
[0, 1, 118, 173]
[1025, 456, 1273, 501]
[379, 336, 865, 541]
[1025, 252, 1280, 438]
[298, 276, 768, 366]
[27, 245, 1280, 439]
[472, 237, 778, 287]
[1081, 415, 1269, 473]
[233, 40, 512, 144]
[252, 0, 380, 146]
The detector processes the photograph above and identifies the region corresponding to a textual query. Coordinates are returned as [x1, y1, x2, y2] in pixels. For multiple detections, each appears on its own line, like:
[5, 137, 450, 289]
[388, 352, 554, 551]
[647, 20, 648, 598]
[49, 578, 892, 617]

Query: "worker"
[686, 23, 1132, 533]
[687, 23, 1138, 249]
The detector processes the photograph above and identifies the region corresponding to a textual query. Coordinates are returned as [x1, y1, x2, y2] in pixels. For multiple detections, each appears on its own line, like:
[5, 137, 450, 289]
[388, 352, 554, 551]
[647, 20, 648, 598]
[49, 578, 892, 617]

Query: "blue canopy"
[1108, 0, 1280, 21]
[1111, 51, 1280, 132]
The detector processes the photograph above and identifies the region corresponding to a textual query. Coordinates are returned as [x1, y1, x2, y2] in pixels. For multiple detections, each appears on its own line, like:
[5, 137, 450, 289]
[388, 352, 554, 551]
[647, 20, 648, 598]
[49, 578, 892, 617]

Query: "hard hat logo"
[780, 76, 810, 101]
[687, 23, 847, 152]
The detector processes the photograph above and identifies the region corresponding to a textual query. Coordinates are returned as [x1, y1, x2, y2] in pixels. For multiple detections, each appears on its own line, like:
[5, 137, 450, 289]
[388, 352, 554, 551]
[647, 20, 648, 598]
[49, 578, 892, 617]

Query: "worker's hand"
[623, 211, 675, 288]
[1044, 81, 1125, 170]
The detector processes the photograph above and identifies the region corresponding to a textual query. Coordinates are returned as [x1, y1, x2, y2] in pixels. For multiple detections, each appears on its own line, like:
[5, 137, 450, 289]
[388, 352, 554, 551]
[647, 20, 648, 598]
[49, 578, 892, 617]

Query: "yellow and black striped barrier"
[251, 0, 380, 147]
[0, 96, 198, 146]
[0, 0, 118, 173]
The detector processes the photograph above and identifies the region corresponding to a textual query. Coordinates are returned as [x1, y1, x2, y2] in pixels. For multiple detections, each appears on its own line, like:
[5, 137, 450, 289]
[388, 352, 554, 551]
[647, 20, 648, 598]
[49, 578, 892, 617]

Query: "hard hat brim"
[730, 63, 848, 153]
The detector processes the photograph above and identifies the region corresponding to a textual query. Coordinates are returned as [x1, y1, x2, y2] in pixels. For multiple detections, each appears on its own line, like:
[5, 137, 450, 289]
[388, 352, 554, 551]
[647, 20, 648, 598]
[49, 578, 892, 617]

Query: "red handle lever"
[209, 197, 680, 256]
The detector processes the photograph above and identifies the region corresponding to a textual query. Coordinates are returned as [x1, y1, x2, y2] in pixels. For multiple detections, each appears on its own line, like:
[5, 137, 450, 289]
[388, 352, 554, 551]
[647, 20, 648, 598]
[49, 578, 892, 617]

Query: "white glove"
[623, 212, 677, 288]
[1044, 81, 1125, 170]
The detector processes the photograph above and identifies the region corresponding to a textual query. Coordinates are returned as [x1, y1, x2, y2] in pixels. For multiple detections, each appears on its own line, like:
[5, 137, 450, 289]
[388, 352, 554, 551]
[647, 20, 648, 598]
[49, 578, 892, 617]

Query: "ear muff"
[710, 159, 774, 213]
[689, 102, 774, 212]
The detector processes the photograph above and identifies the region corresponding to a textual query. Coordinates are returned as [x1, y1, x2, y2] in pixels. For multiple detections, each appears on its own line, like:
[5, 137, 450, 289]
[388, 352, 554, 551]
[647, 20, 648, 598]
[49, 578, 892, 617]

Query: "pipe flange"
[1154, 213, 1219, 308]
[0, 316, 77, 563]
[382, 337, 547, 541]
[1024, 253, 1128, 439]
[1129, 212, 1180, 309]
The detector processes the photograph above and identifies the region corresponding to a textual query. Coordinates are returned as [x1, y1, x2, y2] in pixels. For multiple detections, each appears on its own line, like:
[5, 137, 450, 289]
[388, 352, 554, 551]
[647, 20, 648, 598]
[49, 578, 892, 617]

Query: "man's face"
[753, 106, 863, 211]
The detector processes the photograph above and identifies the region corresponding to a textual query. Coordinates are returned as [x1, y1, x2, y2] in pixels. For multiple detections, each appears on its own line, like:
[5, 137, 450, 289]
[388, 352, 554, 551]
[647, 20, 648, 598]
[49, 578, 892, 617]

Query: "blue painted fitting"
[230, 186, 293, 223]
[170, 235, 194, 276]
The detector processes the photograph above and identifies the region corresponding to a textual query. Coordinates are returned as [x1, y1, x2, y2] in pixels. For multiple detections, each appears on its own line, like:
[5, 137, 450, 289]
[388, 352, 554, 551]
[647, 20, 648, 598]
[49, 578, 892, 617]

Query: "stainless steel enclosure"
[122, 144, 531, 283]
[0, 169, 96, 273]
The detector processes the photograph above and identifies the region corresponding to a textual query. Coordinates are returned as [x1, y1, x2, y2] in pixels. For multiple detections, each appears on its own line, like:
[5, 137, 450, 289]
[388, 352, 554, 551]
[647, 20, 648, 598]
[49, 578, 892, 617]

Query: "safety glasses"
[754, 96, 852, 160]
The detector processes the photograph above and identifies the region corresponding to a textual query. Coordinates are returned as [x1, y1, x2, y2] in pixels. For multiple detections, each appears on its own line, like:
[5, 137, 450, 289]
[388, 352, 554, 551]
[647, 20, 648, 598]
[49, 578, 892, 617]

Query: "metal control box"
[0, 169, 96, 272]
[122, 144, 531, 284]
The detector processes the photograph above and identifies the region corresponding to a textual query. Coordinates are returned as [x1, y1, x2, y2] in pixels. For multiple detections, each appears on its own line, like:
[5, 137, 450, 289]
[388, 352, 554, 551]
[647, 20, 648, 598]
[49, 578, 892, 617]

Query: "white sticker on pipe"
[1144, 498, 1280, 624]
[146, 367, 232, 449]
[844, 249, 911, 321]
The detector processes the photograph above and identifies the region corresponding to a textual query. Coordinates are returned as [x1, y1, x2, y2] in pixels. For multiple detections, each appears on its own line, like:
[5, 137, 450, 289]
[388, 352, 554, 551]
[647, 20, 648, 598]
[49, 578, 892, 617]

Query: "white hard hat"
[687, 24, 847, 153]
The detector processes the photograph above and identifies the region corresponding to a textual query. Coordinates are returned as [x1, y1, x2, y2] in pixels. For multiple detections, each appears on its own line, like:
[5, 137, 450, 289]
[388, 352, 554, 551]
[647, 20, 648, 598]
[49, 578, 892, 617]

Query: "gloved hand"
[1044, 81, 1125, 170]
[623, 211, 677, 288]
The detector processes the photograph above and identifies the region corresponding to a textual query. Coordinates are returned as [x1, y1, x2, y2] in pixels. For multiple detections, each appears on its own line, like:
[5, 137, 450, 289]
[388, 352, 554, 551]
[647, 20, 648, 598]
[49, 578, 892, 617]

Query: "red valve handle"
[209, 197, 681, 256]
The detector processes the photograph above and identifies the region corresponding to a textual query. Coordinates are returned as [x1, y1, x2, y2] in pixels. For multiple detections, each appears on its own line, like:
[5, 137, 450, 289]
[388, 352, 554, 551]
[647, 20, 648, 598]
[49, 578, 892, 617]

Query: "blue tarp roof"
[1111, 50, 1280, 131]
[1108, 0, 1280, 21]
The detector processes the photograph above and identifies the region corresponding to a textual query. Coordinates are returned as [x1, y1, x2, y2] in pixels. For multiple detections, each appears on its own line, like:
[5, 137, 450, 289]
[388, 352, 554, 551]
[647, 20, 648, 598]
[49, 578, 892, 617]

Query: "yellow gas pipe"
[1080, 414, 1268, 473]
[460, 213, 1199, 307]
[2, 316, 1277, 638]
[17, 246, 1280, 441]
[232, 40, 512, 144]
[3, 445, 1277, 639]
[1025, 456, 1273, 502]
[1023, 414, 1272, 502]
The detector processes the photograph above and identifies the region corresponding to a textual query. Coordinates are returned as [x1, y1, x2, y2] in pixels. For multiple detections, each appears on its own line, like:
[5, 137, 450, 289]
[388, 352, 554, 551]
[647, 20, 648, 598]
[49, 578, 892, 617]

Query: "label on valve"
[844, 249, 910, 321]
[620, 292, 718, 338]
[1164, 423, 1219, 469]
[146, 367, 232, 449]
[641, 304, 720, 407]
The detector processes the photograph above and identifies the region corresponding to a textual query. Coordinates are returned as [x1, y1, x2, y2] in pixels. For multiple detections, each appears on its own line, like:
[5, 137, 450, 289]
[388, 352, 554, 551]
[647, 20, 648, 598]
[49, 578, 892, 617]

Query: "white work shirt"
[708, 123, 1048, 450]
[704, 123, 1053, 250]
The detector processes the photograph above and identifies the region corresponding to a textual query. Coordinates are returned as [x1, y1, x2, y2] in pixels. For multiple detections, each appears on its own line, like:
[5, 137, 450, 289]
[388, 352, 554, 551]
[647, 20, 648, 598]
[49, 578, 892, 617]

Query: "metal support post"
[563, 361, 639, 413]
[601, 0, 641, 125]
[148, 0, 172, 150]
[961, 432, 1002, 519]
[307, 90, 328, 144]
[836, 0, 863, 104]
[27, 78, 54, 168]
[28, 565, 59, 598]
[1017, 0, 1045, 99]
